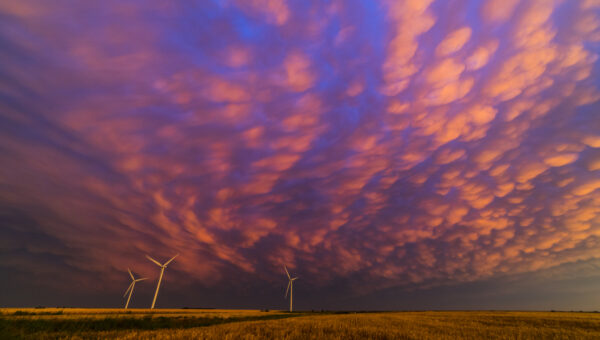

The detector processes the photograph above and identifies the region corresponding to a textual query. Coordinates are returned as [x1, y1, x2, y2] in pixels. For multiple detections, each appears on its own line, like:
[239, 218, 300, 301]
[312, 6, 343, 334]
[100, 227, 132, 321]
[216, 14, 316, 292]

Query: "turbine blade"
[284, 265, 290, 279]
[285, 281, 291, 298]
[128, 268, 134, 280]
[136, 277, 148, 282]
[164, 253, 179, 266]
[292, 277, 298, 281]
[146, 255, 162, 267]
[123, 282, 134, 298]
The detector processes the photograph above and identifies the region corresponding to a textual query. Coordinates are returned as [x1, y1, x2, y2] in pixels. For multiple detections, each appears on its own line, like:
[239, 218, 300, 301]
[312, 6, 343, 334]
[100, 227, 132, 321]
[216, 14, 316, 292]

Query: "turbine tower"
[146, 254, 178, 309]
[284, 265, 298, 312]
[123, 268, 147, 309]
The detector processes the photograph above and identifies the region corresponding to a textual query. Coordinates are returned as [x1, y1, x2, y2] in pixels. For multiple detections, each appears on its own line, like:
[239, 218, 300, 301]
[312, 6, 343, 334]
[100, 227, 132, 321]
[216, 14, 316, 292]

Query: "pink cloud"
[1, 0, 600, 304]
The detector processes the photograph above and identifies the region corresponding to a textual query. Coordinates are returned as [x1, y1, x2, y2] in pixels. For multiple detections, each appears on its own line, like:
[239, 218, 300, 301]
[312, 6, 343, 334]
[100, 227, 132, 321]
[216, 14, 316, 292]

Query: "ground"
[1, 308, 600, 339]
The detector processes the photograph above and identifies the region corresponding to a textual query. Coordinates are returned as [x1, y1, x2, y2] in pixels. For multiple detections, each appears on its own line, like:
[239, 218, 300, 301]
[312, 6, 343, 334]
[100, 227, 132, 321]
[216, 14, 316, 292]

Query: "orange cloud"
[436, 27, 472, 56]
[283, 52, 316, 92]
[481, 0, 520, 23]
[572, 179, 600, 196]
[466, 40, 499, 70]
[543, 154, 579, 167]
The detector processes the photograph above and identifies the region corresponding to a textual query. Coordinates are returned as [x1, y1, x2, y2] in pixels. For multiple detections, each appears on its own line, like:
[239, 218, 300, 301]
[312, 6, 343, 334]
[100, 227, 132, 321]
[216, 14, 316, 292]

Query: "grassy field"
[1, 308, 600, 339]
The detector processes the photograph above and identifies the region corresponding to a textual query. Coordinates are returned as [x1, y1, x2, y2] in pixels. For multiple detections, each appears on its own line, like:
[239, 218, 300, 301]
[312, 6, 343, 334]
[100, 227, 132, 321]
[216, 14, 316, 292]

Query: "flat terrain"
[1, 308, 600, 339]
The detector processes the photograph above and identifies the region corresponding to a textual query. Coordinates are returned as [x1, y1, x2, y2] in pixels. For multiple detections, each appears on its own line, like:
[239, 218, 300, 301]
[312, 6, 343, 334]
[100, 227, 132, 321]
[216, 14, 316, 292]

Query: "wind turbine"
[284, 265, 298, 312]
[146, 254, 178, 309]
[123, 268, 147, 309]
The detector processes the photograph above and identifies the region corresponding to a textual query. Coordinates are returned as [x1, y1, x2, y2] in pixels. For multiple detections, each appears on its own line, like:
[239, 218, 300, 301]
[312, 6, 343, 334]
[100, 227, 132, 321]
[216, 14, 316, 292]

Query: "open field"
[2, 308, 600, 339]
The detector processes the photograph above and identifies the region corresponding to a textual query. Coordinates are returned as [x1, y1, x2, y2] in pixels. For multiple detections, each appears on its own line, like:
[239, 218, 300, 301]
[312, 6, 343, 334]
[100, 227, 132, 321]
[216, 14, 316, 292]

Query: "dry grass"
[2, 309, 600, 339]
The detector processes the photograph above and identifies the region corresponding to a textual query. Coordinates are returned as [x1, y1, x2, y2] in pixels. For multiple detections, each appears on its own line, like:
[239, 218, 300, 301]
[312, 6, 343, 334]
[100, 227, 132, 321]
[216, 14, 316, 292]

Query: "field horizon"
[2, 308, 600, 339]
[3, 307, 600, 313]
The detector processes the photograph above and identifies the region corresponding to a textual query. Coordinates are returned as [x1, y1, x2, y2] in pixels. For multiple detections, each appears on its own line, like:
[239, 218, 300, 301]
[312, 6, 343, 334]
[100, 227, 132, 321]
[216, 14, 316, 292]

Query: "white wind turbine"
[146, 254, 178, 309]
[284, 265, 298, 312]
[123, 268, 147, 309]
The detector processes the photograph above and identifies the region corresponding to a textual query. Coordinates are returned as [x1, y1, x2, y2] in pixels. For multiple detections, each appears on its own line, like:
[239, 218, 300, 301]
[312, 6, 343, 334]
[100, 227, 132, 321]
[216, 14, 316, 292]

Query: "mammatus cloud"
[1, 0, 599, 303]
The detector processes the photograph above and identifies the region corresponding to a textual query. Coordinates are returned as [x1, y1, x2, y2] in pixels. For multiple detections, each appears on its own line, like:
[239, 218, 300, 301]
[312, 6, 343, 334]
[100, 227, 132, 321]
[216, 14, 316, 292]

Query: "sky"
[1, 0, 600, 310]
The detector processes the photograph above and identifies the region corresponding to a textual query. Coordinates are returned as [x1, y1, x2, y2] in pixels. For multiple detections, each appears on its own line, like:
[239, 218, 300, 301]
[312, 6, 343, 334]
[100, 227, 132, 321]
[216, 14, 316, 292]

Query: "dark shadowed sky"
[1, 0, 600, 310]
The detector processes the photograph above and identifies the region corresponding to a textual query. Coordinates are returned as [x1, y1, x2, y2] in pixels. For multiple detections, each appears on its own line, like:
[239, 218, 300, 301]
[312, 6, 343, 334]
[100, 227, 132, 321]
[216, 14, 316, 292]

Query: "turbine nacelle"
[123, 268, 147, 309]
[283, 265, 299, 312]
[284, 277, 298, 298]
[127, 268, 148, 282]
[146, 254, 179, 268]
[146, 253, 179, 309]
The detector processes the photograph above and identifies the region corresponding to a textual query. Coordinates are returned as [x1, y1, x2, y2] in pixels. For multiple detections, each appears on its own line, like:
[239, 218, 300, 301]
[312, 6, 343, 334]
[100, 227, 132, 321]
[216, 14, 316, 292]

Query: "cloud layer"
[1, 0, 600, 306]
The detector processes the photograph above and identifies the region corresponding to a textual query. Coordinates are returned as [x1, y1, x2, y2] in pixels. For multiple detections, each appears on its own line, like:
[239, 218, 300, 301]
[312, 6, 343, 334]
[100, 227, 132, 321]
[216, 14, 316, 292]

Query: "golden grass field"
[2, 308, 600, 339]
